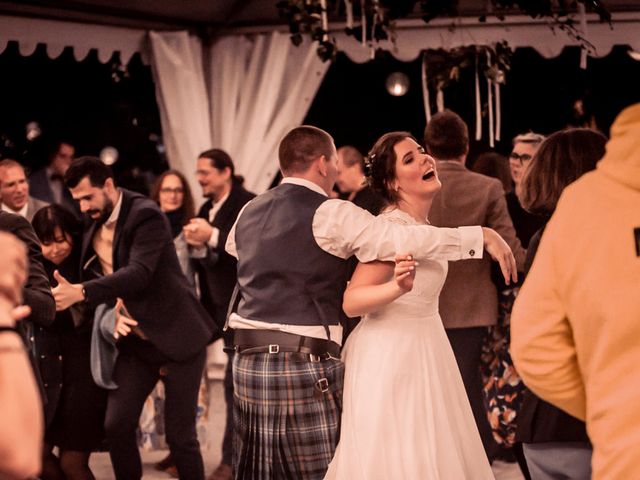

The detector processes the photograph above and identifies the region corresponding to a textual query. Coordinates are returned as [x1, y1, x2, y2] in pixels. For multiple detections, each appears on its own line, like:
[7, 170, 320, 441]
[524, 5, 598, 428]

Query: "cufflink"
[469, 249, 475, 257]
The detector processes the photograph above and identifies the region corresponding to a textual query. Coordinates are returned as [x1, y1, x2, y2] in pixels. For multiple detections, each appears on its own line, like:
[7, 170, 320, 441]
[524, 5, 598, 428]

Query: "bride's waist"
[365, 305, 439, 321]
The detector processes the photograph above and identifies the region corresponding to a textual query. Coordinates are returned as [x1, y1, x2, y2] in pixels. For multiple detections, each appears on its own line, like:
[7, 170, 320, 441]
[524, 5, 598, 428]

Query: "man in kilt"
[225, 125, 517, 479]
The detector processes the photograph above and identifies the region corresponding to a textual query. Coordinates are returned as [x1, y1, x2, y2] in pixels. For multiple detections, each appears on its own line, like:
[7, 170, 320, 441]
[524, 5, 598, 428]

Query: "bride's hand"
[394, 253, 417, 293]
[481, 227, 518, 285]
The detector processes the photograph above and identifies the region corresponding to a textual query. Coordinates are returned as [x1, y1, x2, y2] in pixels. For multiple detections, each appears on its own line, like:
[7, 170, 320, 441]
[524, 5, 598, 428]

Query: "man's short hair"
[338, 146, 365, 171]
[424, 109, 469, 159]
[64, 156, 113, 189]
[0, 159, 24, 176]
[279, 126, 335, 175]
[512, 132, 545, 147]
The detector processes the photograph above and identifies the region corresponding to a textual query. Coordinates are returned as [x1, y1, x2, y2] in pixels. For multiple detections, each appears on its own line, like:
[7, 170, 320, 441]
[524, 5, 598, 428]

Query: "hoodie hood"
[597, 103, 640, 191]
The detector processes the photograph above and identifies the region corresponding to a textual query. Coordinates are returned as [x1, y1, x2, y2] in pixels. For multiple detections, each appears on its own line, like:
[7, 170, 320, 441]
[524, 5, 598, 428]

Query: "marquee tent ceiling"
[0, 0, 639, 63]
[1, 0, 639, 31]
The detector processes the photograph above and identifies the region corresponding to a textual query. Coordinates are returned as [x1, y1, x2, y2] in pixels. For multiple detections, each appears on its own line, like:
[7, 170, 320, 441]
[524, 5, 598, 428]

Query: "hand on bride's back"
[394, 253, 417, 292]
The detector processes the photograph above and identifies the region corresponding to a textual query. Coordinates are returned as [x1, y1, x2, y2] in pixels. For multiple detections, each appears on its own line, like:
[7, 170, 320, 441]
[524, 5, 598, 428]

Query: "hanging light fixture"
[100, 146, 119, 165]
[386, 72, 410, 97]
[25, 121, 41, 141]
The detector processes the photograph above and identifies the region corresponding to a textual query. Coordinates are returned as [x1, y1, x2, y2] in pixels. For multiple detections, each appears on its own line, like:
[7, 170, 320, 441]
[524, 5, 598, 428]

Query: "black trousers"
[104, 337, 206, 480]
[446, 327, 500, 461]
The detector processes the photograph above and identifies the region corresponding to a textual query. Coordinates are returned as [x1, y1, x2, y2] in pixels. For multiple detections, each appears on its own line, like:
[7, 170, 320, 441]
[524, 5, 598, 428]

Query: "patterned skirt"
[233, 352, 344, 480]
[481, 287, 526, 448]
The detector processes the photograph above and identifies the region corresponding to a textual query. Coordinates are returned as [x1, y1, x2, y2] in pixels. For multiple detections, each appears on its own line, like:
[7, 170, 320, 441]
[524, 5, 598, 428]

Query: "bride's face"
[391, 138, 441, 200]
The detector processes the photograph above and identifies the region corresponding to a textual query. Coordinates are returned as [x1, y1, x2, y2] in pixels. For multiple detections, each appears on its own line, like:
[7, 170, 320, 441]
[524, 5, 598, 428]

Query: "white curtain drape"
[209, 32, 330, 193]
[149, 31, 211, 201]
[150, 30, 329, 195]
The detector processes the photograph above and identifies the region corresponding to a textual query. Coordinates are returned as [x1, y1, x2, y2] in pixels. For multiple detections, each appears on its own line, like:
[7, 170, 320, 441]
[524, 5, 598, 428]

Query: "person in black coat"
[52, 157, 217, 480]
[183, 149, 255, 480]
[32, 204, 107, 480]
[0, 211, 56, 332]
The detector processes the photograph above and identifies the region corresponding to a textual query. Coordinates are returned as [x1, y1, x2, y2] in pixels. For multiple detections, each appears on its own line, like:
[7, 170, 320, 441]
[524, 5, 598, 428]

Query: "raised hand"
[481, 227, 518, 285]
[183, 218, 214, 247]
[394, 253, 418, 293]
[113, 298, 138, 340]
[51, 270, 85, 311]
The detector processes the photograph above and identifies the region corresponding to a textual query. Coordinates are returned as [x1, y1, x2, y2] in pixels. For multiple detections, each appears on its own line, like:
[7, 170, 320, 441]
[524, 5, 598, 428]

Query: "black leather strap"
[233, 328, 341, 358]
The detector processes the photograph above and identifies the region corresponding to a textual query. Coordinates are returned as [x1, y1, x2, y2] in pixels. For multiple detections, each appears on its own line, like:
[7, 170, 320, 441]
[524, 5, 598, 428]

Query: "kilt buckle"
[315, 377, 329, 393]
[268, 344, 280, 354]
[309, 354, 321, 363]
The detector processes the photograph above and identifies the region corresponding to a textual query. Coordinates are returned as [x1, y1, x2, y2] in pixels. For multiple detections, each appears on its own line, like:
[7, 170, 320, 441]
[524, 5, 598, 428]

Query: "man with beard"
[51, 156, 216, 480]
[183, 149, 255, 480]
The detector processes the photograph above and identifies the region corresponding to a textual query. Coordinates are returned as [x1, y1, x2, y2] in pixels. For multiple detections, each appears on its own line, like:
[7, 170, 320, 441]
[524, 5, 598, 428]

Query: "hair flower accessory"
[364, 153, 376, 179]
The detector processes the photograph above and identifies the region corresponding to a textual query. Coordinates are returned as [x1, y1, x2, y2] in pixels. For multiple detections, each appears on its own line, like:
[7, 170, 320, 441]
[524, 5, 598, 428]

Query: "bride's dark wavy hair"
[365, 131, 416, 204]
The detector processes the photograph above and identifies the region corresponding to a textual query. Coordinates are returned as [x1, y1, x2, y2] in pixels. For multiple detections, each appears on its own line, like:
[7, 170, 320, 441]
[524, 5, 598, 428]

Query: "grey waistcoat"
[235, 183, 349, 334]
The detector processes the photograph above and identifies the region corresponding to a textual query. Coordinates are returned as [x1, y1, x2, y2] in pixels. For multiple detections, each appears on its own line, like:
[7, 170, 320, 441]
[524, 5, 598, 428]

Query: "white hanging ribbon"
[345, 0, 354, 29]
[494, 79, 501, 142]
[475, 52, 482, 141]
[361, 0, 366, 48]
[436, 85, 444, 112]
[578, 3, 588, 69]
[320, 0, 329, 41]
[421, 52, 432, 124]
[486, 49, 494, 148]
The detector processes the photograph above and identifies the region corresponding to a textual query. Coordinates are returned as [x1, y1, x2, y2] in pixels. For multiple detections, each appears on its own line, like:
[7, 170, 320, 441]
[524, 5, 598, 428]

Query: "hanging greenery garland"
[276, 0, 612, 61]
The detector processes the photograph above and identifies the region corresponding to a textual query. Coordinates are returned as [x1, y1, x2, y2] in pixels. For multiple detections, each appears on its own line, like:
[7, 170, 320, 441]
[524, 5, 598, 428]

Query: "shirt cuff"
[458, 226, 484, 259]
[207, 227, 220, 248]
[190, 245, 207, 259]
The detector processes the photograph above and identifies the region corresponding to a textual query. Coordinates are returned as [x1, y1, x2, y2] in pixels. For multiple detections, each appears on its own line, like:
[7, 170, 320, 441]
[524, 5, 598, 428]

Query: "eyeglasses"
[159, 187, 184, 194]
[509, 152, 533, 164]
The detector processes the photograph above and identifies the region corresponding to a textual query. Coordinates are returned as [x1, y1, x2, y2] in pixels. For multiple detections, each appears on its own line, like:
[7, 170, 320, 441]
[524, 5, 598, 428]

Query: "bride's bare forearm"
[343, 281, 405, 318]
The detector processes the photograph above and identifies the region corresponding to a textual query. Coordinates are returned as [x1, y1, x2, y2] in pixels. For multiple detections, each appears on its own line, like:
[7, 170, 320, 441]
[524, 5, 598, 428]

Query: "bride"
[325, 132, 495, 479]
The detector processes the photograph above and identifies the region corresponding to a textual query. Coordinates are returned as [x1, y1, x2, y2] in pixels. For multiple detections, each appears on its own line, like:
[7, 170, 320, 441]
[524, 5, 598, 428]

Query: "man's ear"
[316, 155, 328, 177]
[104, 177, 116, 191]
[221, 166, 232, 181]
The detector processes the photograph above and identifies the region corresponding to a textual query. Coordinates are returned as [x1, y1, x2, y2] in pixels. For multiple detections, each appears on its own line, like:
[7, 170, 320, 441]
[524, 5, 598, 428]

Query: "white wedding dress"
[325, 209, 495, 480]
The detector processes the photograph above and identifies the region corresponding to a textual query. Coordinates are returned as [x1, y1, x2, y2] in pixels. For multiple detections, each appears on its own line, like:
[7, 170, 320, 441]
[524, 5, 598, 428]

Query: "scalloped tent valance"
[0, 15, 148, 64]
[2, 12, 640, 66]
[335, 12, 640, 63]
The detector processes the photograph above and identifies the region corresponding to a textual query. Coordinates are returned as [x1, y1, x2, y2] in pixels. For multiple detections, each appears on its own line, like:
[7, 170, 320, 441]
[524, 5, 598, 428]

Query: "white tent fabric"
[151, 30, 329, 195]
[335, 13, 640, 63]
[2, 12, 640, 65]
[149, 30, 211, 201]
[0, 14, 147, 63]
[209, 32, 330, 193]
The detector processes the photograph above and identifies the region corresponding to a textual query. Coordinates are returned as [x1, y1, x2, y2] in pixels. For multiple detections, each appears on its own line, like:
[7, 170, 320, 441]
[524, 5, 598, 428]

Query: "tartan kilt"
[232, 352, 344, 480]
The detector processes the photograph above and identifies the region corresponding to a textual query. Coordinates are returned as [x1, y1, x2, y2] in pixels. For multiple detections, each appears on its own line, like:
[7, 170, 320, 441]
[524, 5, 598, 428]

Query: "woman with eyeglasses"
[140, 170, 209, 476]
[507, 133, 547, 248]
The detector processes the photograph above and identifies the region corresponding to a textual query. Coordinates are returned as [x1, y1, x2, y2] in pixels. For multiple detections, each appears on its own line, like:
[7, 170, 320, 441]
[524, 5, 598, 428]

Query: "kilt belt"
[232, 328, 341, 359]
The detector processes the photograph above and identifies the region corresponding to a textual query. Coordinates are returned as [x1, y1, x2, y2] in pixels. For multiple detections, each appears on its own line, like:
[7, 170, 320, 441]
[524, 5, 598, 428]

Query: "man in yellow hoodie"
[511, 102, 640, 479]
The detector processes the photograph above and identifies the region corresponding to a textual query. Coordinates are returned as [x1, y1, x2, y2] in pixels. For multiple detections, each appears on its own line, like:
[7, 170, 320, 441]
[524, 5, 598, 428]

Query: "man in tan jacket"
[425, 110, 526, 460]
[511, 103, 640, 479]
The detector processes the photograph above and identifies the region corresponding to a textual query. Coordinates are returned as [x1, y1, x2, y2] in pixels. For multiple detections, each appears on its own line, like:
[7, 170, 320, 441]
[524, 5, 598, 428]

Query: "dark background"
[306, 45, 640, 162]
[1, 41, 640, 190]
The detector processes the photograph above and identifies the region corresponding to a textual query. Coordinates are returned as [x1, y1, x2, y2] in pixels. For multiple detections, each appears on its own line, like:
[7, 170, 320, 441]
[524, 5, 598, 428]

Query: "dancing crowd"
[0, 102, 638, 480]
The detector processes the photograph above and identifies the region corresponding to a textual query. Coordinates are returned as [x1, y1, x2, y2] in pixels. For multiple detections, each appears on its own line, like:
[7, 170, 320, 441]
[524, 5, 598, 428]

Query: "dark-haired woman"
[141, 170, 209, 474]
[325, 133, 493, 479]
[513, 128, 607, 480]
[32, 205, 107, 480]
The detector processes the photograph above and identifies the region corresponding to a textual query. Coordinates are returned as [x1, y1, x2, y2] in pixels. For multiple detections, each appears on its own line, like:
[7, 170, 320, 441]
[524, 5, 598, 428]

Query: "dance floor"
[90, 381, 524, 479]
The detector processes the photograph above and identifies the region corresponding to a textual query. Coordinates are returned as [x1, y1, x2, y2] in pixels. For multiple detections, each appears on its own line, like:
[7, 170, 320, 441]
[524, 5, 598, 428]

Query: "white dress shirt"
[225, 177, 483, 343]
[1, 201, 28, 218]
